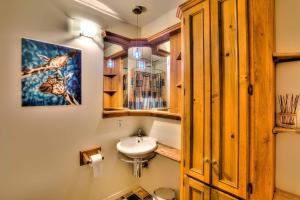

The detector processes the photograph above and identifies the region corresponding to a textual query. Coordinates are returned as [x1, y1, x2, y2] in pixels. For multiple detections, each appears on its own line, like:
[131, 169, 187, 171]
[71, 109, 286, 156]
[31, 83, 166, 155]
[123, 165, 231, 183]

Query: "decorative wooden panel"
[183, 176, 210, 200]
[211, 0, 248, 198]
[183, 0, 211, 184]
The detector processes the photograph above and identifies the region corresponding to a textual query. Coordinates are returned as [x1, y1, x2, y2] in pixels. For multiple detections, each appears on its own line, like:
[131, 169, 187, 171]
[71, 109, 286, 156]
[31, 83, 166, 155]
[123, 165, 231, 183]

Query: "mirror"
[126, 46, 169, 111]
[102, 25, 181, 119]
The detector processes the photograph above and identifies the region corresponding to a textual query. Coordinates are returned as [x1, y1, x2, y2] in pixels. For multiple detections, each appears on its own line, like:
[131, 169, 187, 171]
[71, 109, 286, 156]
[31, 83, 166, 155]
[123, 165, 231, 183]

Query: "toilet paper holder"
[80, 147, 103, 166]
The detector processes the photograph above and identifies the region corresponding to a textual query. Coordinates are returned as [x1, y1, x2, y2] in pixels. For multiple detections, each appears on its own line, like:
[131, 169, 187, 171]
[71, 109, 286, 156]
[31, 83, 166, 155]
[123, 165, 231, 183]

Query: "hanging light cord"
[136, 13, 139, 46]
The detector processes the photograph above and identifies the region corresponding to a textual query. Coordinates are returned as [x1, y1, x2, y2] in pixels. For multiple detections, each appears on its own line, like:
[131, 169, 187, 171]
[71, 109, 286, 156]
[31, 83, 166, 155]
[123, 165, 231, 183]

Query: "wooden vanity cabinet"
[180, 0, 249, 199]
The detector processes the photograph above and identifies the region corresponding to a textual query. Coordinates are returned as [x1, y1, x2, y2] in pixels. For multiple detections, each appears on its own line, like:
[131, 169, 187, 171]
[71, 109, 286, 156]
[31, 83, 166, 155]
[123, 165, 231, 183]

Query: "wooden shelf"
[103, 73, 117, 78]
[274, 188, 300, 200]
[273, 127, 300, 134]
[103, 110, 181, 120]
[103, 90, 117, 95]
[103, 107, 125, 111]
[273, 52, 300, 63]
[155, 143, 181, 162]
[176, 83, 182, 88]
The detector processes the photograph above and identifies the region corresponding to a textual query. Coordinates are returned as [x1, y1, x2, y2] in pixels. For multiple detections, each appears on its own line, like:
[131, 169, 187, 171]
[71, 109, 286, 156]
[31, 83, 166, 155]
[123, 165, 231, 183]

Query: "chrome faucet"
[137, 128, 143, 137]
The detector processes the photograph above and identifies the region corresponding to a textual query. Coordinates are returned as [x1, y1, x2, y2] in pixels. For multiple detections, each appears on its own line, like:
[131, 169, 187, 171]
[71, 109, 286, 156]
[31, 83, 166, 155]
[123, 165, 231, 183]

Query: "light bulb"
[107, 59, 114, 68]
[138, 60, 145, 69]
[133, 47, 141, 60]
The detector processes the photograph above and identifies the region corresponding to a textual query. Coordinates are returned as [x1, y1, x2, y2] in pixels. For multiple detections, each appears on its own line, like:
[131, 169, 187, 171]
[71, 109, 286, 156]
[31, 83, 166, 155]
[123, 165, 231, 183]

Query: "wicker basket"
[276, 113, 297, 129]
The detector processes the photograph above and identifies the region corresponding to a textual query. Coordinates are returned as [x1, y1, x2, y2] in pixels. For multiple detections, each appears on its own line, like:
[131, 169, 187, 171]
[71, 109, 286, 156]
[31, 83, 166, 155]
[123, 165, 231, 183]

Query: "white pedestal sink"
[117, 136, 157, 177]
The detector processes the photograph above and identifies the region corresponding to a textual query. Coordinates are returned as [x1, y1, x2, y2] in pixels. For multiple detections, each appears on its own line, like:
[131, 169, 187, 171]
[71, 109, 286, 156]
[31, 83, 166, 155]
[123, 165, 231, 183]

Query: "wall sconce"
[80, 21, 99, 38]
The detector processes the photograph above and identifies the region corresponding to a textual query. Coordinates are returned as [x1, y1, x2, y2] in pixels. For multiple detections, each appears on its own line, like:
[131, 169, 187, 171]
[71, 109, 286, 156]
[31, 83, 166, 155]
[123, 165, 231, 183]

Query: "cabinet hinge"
[248, 84, 253, 96]
[247, 183, 253, 194]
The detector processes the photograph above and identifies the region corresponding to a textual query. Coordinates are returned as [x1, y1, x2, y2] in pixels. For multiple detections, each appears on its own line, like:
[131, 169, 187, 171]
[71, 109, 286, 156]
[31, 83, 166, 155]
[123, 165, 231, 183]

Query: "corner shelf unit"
[103, 52, 126, 109]
[272, 52, 300, 200]
[273, 52, 300, 135]
[273, 52, 300, 63]
[155, 143, 181, 162]
[273, 127, 300, 134]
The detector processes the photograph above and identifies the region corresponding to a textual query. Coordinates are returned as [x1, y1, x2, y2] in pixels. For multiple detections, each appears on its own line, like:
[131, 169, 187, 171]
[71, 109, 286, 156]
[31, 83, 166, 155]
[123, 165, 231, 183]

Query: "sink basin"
[117, 136, 158, 158]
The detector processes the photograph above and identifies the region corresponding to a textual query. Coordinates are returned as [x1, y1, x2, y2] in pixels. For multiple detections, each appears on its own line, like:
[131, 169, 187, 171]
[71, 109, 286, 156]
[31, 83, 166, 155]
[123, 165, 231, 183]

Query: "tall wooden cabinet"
[180, 0, 249, 199]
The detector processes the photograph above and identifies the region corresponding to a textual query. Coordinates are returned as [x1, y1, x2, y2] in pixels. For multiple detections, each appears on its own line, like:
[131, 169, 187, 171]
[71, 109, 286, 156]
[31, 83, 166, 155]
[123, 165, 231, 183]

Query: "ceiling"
[53, 0, 184, 29]
[97, 0, 184, 26]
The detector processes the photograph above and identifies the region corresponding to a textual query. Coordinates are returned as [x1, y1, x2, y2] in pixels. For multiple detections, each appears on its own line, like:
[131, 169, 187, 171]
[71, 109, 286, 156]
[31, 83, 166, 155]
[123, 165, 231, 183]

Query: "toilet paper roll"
[89, 154, 103, 177]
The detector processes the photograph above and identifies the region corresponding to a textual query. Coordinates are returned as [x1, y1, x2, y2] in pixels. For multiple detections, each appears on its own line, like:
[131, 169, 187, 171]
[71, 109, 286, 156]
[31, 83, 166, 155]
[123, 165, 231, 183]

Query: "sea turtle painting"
[21, 38, 81, 106]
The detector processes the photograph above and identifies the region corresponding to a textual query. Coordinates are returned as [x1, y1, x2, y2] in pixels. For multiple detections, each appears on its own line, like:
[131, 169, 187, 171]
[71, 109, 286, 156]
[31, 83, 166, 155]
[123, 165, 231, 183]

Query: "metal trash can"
[153, 188, 176, 200]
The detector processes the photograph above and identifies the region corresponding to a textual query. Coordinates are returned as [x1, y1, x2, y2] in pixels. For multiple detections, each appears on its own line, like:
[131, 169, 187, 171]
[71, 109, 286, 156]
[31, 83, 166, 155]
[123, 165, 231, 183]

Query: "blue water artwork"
[21, 38, 81, 106]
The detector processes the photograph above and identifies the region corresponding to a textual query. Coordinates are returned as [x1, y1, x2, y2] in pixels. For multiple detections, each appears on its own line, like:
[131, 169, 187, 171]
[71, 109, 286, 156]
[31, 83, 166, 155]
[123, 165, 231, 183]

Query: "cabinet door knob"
[203, 157, 210, 163]
[212, 159, 218, 166]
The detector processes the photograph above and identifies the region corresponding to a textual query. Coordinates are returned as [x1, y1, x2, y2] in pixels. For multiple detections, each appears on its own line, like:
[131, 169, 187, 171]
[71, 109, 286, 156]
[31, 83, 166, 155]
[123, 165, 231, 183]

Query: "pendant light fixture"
[132, 6, 145, 60]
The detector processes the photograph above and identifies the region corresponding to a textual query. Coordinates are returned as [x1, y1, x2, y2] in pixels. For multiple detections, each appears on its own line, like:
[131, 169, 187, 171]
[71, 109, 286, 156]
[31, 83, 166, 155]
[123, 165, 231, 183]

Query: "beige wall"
[140, 117, 181, 198]
[141, 8, 180, 38]
[0, 0, 141, 200]
[276, 0, 300, 196]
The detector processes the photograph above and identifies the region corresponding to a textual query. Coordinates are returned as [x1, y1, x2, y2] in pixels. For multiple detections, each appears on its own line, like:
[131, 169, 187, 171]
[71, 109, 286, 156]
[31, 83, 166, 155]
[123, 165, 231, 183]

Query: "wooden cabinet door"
[211, 189, 239, 200]
[184, 176, 210, 200]
[183, 0, 211, 184]
[211, 0, 249, 198]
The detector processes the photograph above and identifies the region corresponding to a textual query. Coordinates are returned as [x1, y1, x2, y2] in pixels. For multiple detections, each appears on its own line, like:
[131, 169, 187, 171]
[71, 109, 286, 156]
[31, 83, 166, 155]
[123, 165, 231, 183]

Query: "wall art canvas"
[21, 38, 81, 106]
